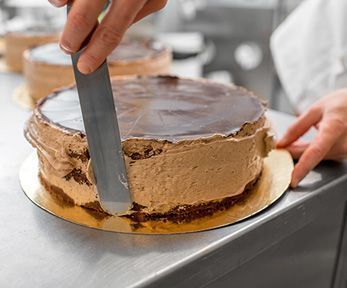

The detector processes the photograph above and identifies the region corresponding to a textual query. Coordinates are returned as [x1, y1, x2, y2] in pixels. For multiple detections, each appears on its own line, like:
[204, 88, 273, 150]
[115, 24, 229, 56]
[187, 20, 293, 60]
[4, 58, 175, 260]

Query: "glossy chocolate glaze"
[29, 40, 166, 66]
[38, 76, 266, 142]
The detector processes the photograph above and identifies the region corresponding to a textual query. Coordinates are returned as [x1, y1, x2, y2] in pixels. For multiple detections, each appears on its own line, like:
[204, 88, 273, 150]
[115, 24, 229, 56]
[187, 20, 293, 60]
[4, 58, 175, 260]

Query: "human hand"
[48, 0, 167, 74]
[277, 89, 347, 188]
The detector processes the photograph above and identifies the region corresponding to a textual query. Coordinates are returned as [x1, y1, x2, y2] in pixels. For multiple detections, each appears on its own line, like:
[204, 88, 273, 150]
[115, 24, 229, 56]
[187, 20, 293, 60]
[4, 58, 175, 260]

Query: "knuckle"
[310, 145, 324, 157]
[69, 12, 91, 32]
[286, 125, 298, 137]
[307, 105, 320, 115]
[283, 127, 296, 139]
[99, 26, 122, 49]
[287, 126, 296, 134]
[83, 52, 101, 67]
[330, 117, 347, 131]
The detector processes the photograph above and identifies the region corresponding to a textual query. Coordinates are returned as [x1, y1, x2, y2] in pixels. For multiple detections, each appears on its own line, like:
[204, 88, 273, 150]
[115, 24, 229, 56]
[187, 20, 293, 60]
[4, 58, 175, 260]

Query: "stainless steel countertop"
[1, 72, 347, 288]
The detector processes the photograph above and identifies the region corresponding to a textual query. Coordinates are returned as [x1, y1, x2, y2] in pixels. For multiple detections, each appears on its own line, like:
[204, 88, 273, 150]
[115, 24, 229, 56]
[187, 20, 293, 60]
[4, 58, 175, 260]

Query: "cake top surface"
[38, 76, 266, 142]
[28, 40, 166, 66]
[29, 43, 69, 65]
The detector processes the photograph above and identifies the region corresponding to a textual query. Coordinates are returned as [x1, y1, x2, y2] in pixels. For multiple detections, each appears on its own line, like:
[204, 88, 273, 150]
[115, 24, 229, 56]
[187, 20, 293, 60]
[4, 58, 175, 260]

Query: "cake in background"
[4, 25, 59, 72]
[2, 1, 64, 72]
[24, 38, 172, 102]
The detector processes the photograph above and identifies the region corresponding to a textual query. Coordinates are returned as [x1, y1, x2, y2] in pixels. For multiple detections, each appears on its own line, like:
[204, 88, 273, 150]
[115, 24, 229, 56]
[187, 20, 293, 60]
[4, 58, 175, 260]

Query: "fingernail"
[59, 43, 73, 55]
[290, 171, 298, 188]
[290, 181, 297, 189]
[48, 0, 63, 7]
[77, 61, 92, 74]
[290, 174, 302, 188]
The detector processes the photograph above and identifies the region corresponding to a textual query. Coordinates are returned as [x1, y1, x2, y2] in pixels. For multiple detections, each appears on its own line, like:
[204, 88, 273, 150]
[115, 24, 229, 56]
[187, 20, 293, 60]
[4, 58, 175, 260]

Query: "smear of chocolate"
[40, 171, 261, 223]
[64, 168, 92, 186]
[67, 149, 90, 163]
[39, 173, 75, 207]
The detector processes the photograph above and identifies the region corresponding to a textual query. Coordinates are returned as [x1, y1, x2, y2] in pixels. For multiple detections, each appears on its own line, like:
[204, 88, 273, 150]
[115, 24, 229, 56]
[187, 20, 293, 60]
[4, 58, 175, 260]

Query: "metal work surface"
[1, 72, 347, 288]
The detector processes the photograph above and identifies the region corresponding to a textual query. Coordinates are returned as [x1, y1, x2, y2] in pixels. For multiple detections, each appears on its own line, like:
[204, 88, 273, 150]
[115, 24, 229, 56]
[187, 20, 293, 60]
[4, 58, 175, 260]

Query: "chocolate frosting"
[38, 76, 266, 142]
[29, 40, 166, 66]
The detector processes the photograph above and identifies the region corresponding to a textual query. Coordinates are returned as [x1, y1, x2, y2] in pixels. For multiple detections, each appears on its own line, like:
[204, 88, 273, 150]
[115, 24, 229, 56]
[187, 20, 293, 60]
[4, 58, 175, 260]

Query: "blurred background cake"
[4, 27, 58, 72]
[23, 39, 172, 102]
[1, 2, 63, 72]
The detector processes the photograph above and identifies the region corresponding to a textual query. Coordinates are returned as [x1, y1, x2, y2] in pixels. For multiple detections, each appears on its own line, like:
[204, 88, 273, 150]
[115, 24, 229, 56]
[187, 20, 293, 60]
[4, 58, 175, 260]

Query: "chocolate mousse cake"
[25, 75, 274, 222]
[4, 27, 58, 72]
[23, 39, 171, 102]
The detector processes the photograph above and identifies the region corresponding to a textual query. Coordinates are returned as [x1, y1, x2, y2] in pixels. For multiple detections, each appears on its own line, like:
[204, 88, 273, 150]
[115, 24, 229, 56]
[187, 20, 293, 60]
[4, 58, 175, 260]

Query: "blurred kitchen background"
[0, 0, 303, 114]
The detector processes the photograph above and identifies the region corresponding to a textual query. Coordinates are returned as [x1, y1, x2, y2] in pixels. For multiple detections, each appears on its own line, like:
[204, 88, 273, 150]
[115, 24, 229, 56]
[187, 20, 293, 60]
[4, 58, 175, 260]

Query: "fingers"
[277, 106, 322, 148]
[134, 0, 168, 23]
[60, 0, 107, 54]
[290, 116, 345, 187]
[77, 0, 147, 74]
[283, 139, 346, 160]
[51, 0, 166, 74]
[48, 0, 68, 7]
[324, 136, 347, 160]
[285, 141, 309, 159]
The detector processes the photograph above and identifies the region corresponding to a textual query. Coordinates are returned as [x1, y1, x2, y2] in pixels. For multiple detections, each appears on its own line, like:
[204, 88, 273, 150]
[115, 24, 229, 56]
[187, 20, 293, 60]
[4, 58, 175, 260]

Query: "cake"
[23, 39, 171, 102]
[4, 27, 58, 72]
[25, 75, 274, 222]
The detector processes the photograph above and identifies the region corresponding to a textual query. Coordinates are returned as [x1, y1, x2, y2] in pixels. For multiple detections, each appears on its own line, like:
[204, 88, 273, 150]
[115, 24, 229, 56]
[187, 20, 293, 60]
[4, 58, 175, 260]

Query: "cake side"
[26, 111, 273, 216]
[23, 50, 74, 101]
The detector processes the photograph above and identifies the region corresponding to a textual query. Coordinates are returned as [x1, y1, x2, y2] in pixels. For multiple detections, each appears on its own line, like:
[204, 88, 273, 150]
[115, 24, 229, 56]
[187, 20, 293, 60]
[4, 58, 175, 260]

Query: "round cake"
[23, 39, 172, 102]
[25, 76, 274, 222]
[4, 27, 58, 72]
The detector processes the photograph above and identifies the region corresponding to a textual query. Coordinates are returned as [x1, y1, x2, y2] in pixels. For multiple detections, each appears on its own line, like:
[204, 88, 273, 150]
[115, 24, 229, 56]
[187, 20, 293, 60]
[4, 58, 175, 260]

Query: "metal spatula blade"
[68, 3, 132, 215]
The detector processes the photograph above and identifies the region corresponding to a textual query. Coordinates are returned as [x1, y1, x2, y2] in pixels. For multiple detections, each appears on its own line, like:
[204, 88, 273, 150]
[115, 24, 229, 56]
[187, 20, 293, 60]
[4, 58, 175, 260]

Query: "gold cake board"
[19, 150, 293, 234]
[12, 84, 35, 110]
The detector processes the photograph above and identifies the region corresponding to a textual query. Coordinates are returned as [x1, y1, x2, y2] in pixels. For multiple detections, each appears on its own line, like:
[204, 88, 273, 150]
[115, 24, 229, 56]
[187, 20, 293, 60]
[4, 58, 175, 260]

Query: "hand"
[277, 89, 347, 188]
[48, 0, 167, 74]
